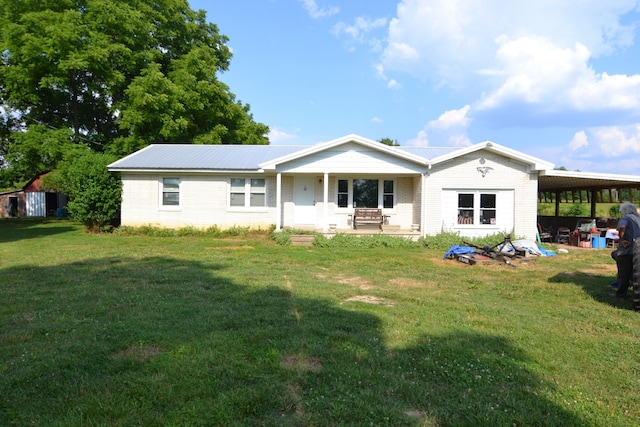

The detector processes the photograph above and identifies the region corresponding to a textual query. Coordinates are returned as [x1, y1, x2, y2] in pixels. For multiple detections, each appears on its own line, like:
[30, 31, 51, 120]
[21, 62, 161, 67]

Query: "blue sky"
[192, 0, 640, 175]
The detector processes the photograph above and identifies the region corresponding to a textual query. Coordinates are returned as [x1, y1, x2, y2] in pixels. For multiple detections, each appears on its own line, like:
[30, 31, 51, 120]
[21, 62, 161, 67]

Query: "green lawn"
[1, 219, 639, 426]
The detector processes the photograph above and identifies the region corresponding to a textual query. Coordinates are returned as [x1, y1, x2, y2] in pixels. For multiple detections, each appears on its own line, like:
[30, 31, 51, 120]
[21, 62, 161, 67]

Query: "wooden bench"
[353, 208, 384, 229]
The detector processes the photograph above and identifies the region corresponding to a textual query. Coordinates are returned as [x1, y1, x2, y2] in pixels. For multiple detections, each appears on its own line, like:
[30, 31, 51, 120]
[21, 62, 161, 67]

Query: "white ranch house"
[108, 134, 621, 240]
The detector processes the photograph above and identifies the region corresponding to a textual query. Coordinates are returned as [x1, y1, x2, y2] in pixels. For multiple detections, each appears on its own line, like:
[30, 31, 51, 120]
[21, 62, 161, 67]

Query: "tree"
[0, 0, 269, 183]
[45, 151, 121, 232]
[378, 137, 400, 146]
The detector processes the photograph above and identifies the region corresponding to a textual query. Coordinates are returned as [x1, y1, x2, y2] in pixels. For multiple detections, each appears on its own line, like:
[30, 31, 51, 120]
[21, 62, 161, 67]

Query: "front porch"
[285, 224, 423, 241]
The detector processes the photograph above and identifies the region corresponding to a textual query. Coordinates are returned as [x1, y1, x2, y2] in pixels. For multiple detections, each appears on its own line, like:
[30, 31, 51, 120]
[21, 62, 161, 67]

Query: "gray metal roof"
[109, 144, 305, 171]
[108, 143, 462, 172]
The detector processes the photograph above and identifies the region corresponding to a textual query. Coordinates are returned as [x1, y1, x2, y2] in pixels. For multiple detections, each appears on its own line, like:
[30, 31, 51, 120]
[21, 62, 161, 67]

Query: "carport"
[539, 170, 640, 218]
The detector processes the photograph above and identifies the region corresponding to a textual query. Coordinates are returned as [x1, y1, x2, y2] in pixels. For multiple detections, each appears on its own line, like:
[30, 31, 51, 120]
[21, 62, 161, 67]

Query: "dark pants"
[615, 254, 633, 297]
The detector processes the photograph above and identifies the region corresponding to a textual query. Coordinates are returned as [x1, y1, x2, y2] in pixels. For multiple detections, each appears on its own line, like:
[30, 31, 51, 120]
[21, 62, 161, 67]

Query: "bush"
[46, 152, 121, 233]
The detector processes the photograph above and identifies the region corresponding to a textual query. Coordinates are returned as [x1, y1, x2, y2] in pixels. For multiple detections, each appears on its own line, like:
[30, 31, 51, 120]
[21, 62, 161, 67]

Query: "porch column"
[323, 172, 329, 232]
[421, 172, 428, 237]
[276, 172, 282, 231]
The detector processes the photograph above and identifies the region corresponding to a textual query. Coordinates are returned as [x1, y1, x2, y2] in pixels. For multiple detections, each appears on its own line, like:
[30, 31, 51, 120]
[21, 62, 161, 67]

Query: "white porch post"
[323, 172, 329, 232]
[276, 172, 282, 231]
[421, 172, 429, 237]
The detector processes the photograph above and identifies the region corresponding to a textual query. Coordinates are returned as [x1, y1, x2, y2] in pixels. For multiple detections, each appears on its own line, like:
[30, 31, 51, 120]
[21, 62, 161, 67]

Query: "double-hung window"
[230, 178, 266, 208]
[162, 178, 180, 206]
[336, 178, 395, 209]
[457, 192, 496, 225]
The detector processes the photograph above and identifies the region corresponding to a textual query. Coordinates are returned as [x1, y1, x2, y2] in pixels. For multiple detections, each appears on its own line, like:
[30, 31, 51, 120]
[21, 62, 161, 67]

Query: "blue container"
[591, 236, 606, 249]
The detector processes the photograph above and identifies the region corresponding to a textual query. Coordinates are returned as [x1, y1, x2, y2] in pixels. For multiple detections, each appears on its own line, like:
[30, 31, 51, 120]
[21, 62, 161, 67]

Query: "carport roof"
[539, 169, 640, 193]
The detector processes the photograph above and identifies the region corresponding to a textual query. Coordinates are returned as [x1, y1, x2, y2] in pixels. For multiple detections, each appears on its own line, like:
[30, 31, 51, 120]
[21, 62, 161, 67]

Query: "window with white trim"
[229, 178, 266, 208]
[336, 178, 395, 209]
[162, 178, 180, 206]
[457, 192, 496, 225]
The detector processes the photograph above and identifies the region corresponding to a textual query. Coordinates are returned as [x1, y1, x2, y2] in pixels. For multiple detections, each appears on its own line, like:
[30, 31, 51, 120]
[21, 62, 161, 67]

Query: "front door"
[294, 177, 317, 225]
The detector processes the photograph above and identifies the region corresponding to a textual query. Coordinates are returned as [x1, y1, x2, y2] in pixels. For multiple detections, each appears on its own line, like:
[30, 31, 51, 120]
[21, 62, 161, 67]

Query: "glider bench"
[353, 208, 384, 230]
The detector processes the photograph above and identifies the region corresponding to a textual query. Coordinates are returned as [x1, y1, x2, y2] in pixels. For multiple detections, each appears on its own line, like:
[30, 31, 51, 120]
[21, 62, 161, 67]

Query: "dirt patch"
[345, 295, 394, 307]
[316, 273, 373, 289]
[280, 355, 323, 372]
[113, 345, 164, 361]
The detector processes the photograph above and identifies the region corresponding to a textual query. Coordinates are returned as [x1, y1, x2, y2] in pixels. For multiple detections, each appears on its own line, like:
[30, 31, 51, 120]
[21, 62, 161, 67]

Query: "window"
[353, 179, 379, 208]
[480, 194, 496, 224]
[457, 192, 496, 225]
[457, 193, 474, 224]
[250, 179, 266, 207]
[230, 178, 266, 208]
[162, 178, 180, 206]
[336, 179, 395, 209]
[337, 179, 348, 208]
[383, 180, 394, 209]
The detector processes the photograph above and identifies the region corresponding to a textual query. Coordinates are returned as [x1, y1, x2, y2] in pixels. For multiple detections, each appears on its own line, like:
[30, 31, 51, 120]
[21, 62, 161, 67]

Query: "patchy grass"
[0, 219, 638, 426]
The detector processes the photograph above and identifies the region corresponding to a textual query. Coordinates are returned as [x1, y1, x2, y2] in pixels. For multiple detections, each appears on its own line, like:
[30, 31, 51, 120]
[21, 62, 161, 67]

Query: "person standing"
[611, 202, 640, 298]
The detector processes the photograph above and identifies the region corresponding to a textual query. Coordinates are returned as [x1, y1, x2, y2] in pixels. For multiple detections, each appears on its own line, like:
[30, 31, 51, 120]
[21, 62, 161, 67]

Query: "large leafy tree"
[0, 0, 269, 185]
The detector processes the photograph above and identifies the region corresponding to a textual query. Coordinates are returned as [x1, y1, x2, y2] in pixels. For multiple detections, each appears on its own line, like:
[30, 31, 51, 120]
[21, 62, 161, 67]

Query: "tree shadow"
[548, 271, 634, 310]
[0, 218, 77, 243]
[1, 255, 584, 425]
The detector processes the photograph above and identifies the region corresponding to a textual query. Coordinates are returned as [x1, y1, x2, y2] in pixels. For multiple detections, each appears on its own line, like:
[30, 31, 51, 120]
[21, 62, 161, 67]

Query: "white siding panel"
[26, 192, 46, 217]
[278, 143, 424, 174]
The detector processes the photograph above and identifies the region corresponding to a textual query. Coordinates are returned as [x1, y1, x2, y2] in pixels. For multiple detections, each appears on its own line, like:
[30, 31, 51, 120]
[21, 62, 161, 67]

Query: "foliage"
[0, 0, 269, 183]
[1, 219, 639, 426]
[313, 233, 419, 248]
[609, 204, 621, 218]
[561, 203, 588, 217]
[378, 137, 400, 146]
[45, 152, 121, 232]
[115, 224, 263, 238]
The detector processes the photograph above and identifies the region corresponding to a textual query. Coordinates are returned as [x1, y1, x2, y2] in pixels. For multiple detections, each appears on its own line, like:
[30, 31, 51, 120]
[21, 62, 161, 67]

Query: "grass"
[1, 219, 639, 426]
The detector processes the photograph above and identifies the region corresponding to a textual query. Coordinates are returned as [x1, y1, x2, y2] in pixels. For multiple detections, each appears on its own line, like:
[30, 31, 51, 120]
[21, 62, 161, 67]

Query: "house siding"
[277, 142, 425, 174]
[120, 173, 278, 229]
[425, 150, 538, 239]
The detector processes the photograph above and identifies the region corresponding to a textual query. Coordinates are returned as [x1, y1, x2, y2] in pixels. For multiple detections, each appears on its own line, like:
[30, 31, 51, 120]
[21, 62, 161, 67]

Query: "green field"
[1, 219, 638, 426]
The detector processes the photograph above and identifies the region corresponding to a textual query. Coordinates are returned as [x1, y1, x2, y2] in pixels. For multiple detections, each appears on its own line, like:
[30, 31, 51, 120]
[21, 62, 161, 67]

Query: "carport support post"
[590, 189, 597, 218]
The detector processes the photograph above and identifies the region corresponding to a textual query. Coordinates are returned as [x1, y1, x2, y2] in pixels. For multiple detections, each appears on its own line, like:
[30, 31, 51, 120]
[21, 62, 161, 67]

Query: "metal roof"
[108, 144, 305, 171]
[539, 169, 640, 192]
[107, 142, 640, 194]
[109, 143, 463, 172]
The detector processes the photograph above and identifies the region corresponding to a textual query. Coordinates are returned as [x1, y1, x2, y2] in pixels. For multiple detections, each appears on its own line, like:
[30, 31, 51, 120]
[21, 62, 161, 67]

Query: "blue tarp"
[443, 245, 476, 259]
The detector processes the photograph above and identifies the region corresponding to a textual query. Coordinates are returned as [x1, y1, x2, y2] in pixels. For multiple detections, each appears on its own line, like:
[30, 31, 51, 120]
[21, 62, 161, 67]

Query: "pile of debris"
[443, 235, 555, 267]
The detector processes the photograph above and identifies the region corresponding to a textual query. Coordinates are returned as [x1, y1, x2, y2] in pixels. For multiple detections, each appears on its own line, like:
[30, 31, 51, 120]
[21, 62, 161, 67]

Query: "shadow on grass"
[0, 218, 78, 243]
[549, 271, 635, 310]
[1, 256, 584, 426]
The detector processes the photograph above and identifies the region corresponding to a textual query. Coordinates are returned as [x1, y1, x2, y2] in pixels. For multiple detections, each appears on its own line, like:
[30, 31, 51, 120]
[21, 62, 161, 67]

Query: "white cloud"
[387, 79, 401, 89]
[427, 105, 471, 130]
[333, 17, 387, 43]
[406, 105, 472, 147]
[371, 116, 383, 123]
[379, 0, 640, 126]
[591, 124, 640, 157]
[299, 0, 339, 19]
[569, 131, 590, 151]
[268, 128, 298, 145]
[406, 129, 429, 146]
